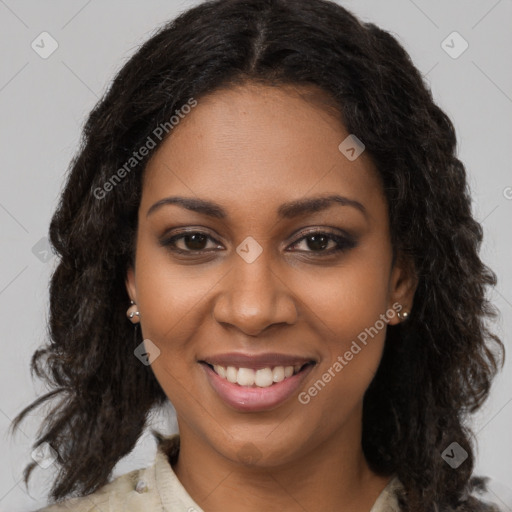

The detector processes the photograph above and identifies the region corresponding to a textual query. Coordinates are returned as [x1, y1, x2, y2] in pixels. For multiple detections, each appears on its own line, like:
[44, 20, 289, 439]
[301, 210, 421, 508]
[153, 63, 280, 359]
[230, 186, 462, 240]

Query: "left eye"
[288, 232, 356, 254]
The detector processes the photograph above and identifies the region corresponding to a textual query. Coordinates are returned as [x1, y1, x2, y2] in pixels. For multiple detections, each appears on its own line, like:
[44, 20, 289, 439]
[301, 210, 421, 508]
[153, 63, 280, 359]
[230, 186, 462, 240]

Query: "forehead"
[141, 83, 385, 222]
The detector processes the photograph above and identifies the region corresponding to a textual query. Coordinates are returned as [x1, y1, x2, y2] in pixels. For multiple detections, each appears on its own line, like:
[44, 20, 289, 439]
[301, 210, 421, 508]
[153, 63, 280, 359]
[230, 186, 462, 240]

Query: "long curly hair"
[11, 0, 504, 510]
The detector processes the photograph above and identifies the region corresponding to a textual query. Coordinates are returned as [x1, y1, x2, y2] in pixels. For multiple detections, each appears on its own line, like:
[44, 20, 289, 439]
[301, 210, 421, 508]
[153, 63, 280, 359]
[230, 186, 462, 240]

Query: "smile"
[207, 363, 311, 388]
[199, 353, 316, 412]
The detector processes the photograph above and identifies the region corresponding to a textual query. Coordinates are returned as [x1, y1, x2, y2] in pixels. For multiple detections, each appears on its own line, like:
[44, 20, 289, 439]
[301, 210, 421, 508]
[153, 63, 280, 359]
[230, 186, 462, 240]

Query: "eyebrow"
[146, 194, 367, 219]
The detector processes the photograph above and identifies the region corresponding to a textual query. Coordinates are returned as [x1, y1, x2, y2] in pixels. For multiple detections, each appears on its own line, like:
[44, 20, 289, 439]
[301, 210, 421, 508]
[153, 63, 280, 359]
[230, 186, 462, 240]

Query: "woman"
[12, 0, 504, 510]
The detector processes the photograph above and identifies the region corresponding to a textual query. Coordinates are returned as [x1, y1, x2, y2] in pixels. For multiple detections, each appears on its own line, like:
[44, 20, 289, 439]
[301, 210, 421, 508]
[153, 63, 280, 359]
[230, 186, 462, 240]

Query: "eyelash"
[160, 229, 356, 257]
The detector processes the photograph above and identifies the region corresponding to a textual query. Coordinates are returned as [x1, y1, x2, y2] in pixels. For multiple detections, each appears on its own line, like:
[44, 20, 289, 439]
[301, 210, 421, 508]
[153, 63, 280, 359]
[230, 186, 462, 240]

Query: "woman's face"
[126, 83, 416, 467]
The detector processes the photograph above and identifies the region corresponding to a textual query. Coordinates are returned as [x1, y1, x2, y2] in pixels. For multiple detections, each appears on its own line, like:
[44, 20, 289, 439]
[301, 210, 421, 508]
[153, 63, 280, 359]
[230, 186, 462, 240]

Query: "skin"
[125, 82, 417, 511]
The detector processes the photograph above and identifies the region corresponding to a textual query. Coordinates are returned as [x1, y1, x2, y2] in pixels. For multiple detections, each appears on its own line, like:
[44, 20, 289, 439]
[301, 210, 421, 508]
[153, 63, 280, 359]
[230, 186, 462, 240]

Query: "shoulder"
[35, 460, 162, 512]
[34, 433, 196, 512]
[379, 475, 510, 512]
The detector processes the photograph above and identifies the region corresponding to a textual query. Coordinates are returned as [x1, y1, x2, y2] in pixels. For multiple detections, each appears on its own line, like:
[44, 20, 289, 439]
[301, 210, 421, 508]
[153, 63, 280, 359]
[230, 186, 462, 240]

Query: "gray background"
[0, 1, 511, 510]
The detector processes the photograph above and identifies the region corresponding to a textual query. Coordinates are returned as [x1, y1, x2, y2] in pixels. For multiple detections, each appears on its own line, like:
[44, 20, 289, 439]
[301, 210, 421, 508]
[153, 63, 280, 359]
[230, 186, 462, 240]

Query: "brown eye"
[303, 234, 331, 251]
[288, 231, 357, 255]
[180, 233, 208, 251]
[160, 229, 356, 258]
[160, 231, 223, 254]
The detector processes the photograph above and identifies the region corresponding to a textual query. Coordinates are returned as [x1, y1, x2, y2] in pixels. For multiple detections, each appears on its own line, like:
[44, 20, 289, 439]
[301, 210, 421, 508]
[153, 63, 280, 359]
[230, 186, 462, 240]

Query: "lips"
[199, 352, 316, 412]
[201, 352, 315, 369]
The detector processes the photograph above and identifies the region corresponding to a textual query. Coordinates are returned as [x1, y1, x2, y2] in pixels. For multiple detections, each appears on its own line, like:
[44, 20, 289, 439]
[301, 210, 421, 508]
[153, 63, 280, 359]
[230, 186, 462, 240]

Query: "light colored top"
[36, 434, 402, 511]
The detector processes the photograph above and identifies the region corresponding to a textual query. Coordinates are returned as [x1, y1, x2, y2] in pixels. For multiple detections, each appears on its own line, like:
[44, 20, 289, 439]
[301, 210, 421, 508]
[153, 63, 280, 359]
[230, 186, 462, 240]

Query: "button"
[135, 480, 148, 493]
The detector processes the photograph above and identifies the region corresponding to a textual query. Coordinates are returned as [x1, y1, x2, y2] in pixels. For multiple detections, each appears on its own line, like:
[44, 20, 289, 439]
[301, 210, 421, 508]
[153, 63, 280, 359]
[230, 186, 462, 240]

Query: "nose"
[212, 252, 298, 337]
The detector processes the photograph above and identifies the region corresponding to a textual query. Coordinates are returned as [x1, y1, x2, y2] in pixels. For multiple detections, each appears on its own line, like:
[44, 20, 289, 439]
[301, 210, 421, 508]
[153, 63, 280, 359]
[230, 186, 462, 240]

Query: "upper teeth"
[212, 364, 303, 388]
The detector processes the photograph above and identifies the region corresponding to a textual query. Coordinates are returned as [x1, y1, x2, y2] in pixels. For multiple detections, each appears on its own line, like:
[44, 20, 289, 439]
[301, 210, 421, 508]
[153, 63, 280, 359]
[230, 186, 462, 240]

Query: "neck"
[173, 409, 391, 511]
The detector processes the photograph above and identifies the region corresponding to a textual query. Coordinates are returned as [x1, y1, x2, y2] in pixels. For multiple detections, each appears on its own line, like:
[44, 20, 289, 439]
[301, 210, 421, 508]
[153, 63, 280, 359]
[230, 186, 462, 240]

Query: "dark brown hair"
[12, 1, 504, 510]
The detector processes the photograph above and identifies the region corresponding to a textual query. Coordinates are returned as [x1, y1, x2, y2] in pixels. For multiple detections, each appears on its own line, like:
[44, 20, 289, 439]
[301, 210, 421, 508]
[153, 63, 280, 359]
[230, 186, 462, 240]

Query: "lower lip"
[201, 363, 315, 412]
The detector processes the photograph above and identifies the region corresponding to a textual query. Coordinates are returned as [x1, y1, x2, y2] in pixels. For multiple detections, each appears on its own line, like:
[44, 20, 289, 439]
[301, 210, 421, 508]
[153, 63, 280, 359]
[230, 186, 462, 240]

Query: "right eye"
[160, 231, 224, 254]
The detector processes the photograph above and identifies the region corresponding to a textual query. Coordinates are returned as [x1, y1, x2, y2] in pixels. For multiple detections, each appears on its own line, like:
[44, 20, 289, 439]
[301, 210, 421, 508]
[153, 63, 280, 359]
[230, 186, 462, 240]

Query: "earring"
[126, 300, 140, 323]
[397, 309, 409, 321]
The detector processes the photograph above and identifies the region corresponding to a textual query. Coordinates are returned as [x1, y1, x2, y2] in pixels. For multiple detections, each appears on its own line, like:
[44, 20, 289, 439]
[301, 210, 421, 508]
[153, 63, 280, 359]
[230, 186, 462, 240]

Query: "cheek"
[292, 243, 392, 409]
[133, 238, 216, 397]
[291, 243, 392, 346]
[134, 233, 216, 338]
[134, 258, 207, 416]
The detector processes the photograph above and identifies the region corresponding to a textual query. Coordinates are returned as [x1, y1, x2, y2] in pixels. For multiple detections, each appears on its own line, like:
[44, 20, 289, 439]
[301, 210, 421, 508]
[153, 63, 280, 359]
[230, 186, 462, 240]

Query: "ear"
[387, 253, 418, 326]
[125, 266, 137, 303]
